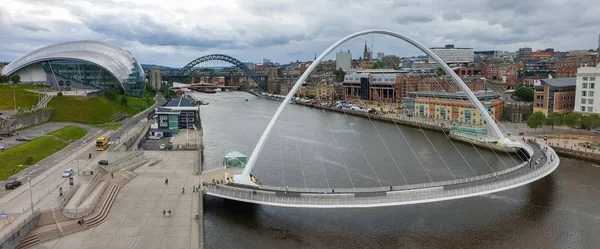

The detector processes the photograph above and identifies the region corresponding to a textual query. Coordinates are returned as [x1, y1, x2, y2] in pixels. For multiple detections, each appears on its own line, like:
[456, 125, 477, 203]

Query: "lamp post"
[28, 177, 33, 213]
[10, 86, 17, 112]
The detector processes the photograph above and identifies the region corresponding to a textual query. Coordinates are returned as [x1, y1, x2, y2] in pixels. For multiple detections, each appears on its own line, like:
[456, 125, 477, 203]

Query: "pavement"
[38, 150, 202, 249]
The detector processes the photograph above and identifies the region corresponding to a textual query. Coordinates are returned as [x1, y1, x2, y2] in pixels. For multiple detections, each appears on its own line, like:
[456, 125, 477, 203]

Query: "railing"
[0, 209, 41, 246]
[207, 143, 557, 207]
[57, 181, 81, 208]
[62, 182, 109, 218]
[74, 172, 102, 207]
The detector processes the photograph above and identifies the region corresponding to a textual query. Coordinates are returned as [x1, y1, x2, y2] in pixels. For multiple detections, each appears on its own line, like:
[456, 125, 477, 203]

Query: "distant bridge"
[162, 54, 268, 91]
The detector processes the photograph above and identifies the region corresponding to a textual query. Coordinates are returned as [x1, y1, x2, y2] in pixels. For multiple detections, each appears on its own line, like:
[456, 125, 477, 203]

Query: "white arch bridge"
[202, 29, 559, 208]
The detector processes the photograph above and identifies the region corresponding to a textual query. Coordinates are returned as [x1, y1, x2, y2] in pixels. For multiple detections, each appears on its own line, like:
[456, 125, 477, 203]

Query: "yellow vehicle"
[95, 136, 109, 151]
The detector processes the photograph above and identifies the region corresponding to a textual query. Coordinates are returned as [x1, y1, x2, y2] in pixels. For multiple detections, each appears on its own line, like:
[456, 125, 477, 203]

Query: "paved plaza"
[34, 151, 202, 249]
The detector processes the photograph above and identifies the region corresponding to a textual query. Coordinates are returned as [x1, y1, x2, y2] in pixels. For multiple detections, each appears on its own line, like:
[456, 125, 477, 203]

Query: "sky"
[1, 0, 600, 67]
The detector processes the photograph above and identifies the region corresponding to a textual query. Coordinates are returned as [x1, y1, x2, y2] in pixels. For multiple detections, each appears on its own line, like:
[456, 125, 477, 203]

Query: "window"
[582, 91, 587, 97]
[590, 91, 595, 97]
[581, 98, 587, 104]
[583, 83, 588, 88]
[581, 106, 586, 112]
[591, 83, 595, 89]
[583, 77, 589, 81]
[591, 77, 596, 81]
[589, 99, 594, 105]
[588, 107, 594, 112]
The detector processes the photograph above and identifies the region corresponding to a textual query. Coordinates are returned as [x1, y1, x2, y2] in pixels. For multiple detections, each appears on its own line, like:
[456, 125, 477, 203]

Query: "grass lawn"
[0, 136, 68, 180]
[50, 125, 87, 141]
[0, 84, 46, 110]
[48, 95, 149, 124]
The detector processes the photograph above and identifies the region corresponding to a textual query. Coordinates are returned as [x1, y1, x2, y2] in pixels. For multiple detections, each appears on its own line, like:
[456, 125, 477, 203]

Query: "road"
[1, 123, 89, 151]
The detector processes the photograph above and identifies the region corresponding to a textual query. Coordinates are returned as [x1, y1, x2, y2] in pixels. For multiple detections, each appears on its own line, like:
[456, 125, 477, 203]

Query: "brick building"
[555, 55, 600, 78]
[533, 78, 576, 116]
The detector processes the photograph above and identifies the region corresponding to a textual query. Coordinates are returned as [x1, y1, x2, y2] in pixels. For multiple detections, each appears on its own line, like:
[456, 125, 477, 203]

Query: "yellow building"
[405, 91, 503, 125]
[296, 84, 335, 101]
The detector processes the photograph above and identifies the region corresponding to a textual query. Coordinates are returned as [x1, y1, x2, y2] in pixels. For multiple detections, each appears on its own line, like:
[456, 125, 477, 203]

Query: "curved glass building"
[1, 41, 145, 97]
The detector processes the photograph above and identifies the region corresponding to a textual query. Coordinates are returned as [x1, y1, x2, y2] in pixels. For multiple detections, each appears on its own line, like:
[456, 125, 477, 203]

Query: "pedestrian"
[168, 209, 171, 218]
[165, 178, 168, 185]
[163, 210, 166, 217]
[182, 187, 185, 194]
[81, 219, 85, 225]
[390, 186, 393, 191]
[285, 186, 289, 194]
[332, 188, 335, 194]
[78, 220, 82, 225]
[111, 172, 114, 179]
[88, 153, 91, 159]
[212, 179, 215, 185]
[192, 186, 196, 192]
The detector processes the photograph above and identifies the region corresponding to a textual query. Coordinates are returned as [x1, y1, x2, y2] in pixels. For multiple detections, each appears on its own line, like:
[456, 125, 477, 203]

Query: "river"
[194, 91, 600, 249]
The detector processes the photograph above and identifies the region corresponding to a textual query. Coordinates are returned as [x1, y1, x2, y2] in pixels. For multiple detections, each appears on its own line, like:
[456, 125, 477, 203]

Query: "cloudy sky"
[1, 0, 599, 67]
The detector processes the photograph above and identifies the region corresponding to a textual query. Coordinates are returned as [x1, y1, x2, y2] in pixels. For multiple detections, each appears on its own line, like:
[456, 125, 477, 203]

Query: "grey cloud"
[15, 23, 51, 32]
[442, 11, 463, 21]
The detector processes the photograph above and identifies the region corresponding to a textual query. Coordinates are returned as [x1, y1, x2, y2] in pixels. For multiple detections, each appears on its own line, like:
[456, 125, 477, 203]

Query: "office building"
[430, 44, 474, 64]
[335, 50, 352, 71]
[575, 64, 600, 114]
[533, 78, 576, 116]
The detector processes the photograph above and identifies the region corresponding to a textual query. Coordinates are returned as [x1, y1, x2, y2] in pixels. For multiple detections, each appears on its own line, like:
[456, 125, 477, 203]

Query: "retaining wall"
[551, 146, 600, 164]
[8, 109, 54, 130]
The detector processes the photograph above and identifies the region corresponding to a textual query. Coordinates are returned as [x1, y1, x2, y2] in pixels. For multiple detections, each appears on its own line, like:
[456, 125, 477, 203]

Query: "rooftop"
[408, 91, 502, 100]
[541, 78, 576, 87]
[165, 97, 196, 107]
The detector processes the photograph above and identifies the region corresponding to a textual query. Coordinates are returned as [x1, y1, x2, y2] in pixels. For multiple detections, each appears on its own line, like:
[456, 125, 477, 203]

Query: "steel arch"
[181, 54, 267, 91]
[235, 29, 532, 184]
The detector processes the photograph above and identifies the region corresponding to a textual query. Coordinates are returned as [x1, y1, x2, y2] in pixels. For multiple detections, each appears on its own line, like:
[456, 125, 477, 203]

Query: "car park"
[5, 180, 22, 189]
[62, 168, 74, 178]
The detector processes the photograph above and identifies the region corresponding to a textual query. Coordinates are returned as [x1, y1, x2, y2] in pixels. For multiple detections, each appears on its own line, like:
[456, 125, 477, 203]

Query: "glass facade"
[2, 40, 146, 97]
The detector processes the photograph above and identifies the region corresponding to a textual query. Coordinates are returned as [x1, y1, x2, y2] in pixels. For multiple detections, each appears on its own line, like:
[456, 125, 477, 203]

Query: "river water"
[195, 91, 600, 249]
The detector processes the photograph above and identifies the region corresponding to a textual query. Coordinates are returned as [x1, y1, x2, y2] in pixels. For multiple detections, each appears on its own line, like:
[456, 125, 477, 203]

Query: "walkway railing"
[0, 209, 41, 246]
[207, 143, 557, 208]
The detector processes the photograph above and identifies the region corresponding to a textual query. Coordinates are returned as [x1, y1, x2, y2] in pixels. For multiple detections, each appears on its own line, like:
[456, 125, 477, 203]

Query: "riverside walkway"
[204, 142, 556, 208]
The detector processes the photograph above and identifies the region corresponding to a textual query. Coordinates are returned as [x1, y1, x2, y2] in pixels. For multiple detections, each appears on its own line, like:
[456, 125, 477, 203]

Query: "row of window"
[536, 95, 544, 100]
[558, 103, 574, 109]
[581, 91, 595, 97]
[580, 98, 594, 105]
[582, 83, 596, 89]
[560, 95, 574, 100]
[580, 106, 595, 112]
[582, 77, 597, 81]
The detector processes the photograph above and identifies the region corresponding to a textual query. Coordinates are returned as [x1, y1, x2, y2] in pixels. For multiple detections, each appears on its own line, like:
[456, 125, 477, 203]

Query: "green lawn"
[0, 84, 45, 110]
[0, 136, 69, 180]
[48, 95, 149, 124]
[50, 125, 87, 141]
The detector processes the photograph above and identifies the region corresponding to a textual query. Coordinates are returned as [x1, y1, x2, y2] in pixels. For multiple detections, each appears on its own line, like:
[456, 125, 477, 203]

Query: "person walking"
[163, 210, 166, 217]
[165, 178, 169, 185]
[111, 172, 114, 179]
[182, 187, 185, 194]
[167, 209, 171, 218]
[192, 186, 196, 192]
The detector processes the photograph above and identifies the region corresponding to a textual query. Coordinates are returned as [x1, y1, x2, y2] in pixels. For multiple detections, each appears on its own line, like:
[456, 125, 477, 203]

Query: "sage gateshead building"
[1, 40, 146, 97]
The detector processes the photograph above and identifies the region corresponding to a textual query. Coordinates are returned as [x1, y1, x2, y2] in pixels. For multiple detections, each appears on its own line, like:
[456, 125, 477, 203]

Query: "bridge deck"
[204, 142, 557, 208]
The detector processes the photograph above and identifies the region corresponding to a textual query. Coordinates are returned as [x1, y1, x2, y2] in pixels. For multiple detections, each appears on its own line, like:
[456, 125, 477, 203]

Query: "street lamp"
[10, 86, 17, 112]
[28, 177, 33, 213]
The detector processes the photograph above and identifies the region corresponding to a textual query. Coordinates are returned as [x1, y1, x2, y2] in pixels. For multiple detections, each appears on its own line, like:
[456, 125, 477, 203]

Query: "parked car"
[594, 129, 600, 134]
[159, 144, 166, 150]
[62, 168, 74, 178]
[0, 145, 4, 151]
[16, 137, 32, 141]
[98, 160, 109, 165]
[148, 136, 161, 140]
[5, 180, 22, 189]
[166, 142, 173, 150]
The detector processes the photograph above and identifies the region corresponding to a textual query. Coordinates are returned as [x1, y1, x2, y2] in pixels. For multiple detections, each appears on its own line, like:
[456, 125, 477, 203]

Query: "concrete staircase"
[35, 94, 53, 109]
[15, 184, 121, 249]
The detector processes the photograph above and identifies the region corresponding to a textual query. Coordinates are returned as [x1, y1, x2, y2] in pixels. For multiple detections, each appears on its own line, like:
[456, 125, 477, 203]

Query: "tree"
[120, 96, 128, 107]
[24, 155, 34, 165]
[564, 112, 583, 130]
[104, 89, 117, 100]
[546, 112, 564, 129]
[527, 111, 546, 131]
[333, 69, 346, 82]
[581, 113, 600, 130]
[513, 86, 534, 102]
[0, 75, 9, 83]
[435, 67, 446, 76]
[10, 75, 20, 83]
